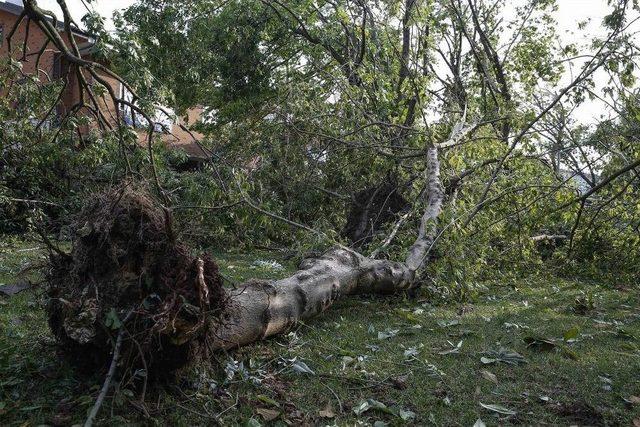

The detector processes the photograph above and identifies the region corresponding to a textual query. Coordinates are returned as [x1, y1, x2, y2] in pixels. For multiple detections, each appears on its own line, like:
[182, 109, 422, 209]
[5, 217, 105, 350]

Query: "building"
[0, 0, 211, 163]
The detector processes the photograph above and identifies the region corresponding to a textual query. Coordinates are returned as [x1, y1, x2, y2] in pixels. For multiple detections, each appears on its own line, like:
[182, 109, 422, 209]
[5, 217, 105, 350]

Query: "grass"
[1, 237, 639, 426]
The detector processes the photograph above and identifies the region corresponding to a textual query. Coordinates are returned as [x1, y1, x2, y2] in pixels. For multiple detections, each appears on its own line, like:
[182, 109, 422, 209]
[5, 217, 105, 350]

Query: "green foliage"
[84, 0, 638, 281]
[3, 0, 640, 282]
[0, 60, 156, 233]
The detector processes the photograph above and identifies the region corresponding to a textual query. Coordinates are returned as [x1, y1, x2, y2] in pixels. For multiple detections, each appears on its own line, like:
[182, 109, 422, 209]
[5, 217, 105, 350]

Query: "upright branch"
[405, 147, 443, 271]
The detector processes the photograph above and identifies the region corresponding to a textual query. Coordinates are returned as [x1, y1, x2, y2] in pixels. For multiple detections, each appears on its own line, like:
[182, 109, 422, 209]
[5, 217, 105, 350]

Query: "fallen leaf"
[318, 403, 335, 418]
[353, 399, 392, 416]
[437, 319, 461, 328]
[398, 408, 416, 421]
[504, 322, 528, 330]
[291, 360, 315, 375]
[390, 375, 408, 390]
[246, 418, 262, 427]
[633, 418, 640, 427]
[480, 369, 498, 384]
[256, 394, 280, 408]
[479, 402, 516, 415]
[396, 309, 420, 323]
[628, 395, 640, 404]
[560, 346, 580, 360]
[378, 329, 400, 340]
[341, 355, 355, 370]
[256, 408, 280, 422]
[352, 399, 414, 421]
[104, 308, 122, 330]
[0, 280, 31, 296]
[438, 340, 463, 355]
[563, 326, 580, 341]
[473, 419, 486, 427]
[481, 348, 527, 365]
[523, 336, 557, 351]
[599, 375, 613, 391]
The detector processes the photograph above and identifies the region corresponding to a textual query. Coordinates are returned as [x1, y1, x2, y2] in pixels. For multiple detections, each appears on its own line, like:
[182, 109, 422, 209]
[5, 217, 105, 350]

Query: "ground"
[1, 237, 639, 426]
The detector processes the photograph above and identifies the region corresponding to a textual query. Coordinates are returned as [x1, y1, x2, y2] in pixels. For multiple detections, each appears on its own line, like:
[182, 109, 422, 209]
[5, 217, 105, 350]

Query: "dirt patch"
[46, 181, 226, 376]
[553, 401, 605, 425]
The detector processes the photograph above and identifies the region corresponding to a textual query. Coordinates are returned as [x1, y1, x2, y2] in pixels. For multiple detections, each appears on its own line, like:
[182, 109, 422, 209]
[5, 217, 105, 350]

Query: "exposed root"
[46, 181, 226, 376]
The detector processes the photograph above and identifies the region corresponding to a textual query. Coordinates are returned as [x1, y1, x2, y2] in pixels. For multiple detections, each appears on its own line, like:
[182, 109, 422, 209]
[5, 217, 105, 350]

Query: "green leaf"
[353, 399, 393, 416]
[104, 308, 122, 330]
[291, 360, 315, 375]
[563, 326, 580, 341]
[256, 394, 280, 408]
[245, 418, 262, 427]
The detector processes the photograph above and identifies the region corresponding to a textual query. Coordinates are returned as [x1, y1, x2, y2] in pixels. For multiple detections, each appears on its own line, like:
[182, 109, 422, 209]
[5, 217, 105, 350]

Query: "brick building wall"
[1, 1, 209, 161]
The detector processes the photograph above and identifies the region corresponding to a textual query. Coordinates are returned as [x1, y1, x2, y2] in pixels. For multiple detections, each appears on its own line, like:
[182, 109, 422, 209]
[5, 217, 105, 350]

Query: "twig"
[84, 330, 125, 427]
[370, 211, 411, 258]
[174, 402, 221, 425]
[6, 197, 62, 207]
[320, 381, 343, 413]
[84, 310, 133, 427]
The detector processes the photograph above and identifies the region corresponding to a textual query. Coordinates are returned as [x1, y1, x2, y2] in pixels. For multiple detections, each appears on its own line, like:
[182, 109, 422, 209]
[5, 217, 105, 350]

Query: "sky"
[25, 0, 616, 34]
[8, 0, 638, 123]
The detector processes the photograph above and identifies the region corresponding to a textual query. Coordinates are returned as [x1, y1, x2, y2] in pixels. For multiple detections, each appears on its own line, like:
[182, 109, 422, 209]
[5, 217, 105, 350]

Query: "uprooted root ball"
[46, 182, 226, 375]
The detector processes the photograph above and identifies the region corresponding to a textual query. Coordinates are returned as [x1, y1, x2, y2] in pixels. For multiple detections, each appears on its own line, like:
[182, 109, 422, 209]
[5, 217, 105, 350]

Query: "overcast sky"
[27, 0, 617, 34]
[11, 0, 638, 123]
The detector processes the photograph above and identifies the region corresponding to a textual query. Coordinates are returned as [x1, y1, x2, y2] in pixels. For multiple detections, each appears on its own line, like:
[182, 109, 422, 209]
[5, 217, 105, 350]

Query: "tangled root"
[46, 181, 226, 375]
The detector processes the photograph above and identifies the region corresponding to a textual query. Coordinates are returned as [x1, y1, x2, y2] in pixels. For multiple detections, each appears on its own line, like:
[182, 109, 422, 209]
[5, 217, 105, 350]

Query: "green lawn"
[1, 237, 639, 426]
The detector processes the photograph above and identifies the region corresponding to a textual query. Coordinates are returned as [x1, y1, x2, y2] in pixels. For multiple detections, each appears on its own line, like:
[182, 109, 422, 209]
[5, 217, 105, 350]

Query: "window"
[118, 83, 174, 133]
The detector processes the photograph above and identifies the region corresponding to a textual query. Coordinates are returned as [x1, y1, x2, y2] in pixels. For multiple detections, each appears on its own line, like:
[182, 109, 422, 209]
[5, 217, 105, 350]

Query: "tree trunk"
[210, 147, 443, 350]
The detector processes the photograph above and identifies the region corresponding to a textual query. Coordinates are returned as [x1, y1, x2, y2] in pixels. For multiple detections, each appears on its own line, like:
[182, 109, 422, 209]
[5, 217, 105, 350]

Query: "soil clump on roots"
[46, 182, 226, 376]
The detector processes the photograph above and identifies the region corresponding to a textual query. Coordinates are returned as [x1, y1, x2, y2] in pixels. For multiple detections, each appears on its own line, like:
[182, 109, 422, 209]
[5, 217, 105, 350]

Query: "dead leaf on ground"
[625, 395, 640, 405]
[319, 403, 336, 418]
[480, 369, 498, 384]
[390, 374, 409, 390]
[256, 407, 280, 422]
[523, 336, 557, 351]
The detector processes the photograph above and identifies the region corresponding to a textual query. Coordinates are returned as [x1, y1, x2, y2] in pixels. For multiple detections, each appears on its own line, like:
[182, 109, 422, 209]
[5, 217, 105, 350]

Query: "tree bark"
[210, 147, 443, 350]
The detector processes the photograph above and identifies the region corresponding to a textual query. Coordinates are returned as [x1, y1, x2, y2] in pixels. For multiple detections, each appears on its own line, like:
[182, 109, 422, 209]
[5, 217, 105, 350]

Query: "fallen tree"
[211, 147, 443, 350]
[47, 147, 444, 368]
